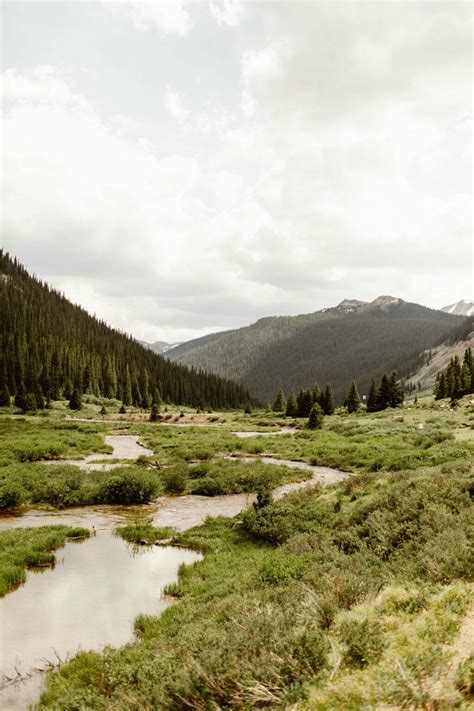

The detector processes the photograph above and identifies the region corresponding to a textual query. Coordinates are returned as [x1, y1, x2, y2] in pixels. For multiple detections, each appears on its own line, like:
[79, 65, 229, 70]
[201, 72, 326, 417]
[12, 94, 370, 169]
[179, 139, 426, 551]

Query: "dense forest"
[434, 348, 473, 401]
[0, 252, 252, 410]
[169, 299, 463, 402]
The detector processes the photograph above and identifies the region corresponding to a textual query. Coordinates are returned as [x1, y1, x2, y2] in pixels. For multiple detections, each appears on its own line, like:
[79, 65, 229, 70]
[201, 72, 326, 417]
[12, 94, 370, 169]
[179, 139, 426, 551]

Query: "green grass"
[39, 458, 473, 709]
[0, 401, 471, 708]
[0, 463, 162, 508]
[0, 416, 111, 467]
[0, 525, 89, 596]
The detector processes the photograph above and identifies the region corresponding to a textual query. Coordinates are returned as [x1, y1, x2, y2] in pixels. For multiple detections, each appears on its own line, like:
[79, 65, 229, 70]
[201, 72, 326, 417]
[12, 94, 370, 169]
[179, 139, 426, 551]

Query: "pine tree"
[307, 403, 324, 429]
[150, 404, 160, 422]
[0, 384, 10, 407]
[273, 388, 287, 413]
[322, 384, 335, 415]
[285, 392, 298, 417]
[24, 392, 37, 412]
[388, 372, 404, 408]
[14, 382, 27, 411]
[345, 381, 361, 413]
[376, 373, 392, 410]
[69, 388, 82, 411]
[366, 381, 378, 412]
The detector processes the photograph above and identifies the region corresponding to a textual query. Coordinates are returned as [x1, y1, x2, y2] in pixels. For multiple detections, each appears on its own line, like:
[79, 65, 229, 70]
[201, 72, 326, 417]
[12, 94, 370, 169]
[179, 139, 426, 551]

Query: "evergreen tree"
[24, 392, 37, 413]
[376, 373, 392, 410]
[0, 384, 10, 407]
[123, 366, 133, 406]
[119, 404, 126, 414]
[366, 381, 378, 412]
[307, 403, 324, 429]
[345, 381, 361, 413]
[69, 388, 82, 411]
[388, 372, 404, 408]
[34, 384, 45, 410]
[285, 392, 298, 417]
[322, 384, 335, 415]
[150, 404, 160, 422]
[273, 388, 287, 413]
[14, 382, 27, 411]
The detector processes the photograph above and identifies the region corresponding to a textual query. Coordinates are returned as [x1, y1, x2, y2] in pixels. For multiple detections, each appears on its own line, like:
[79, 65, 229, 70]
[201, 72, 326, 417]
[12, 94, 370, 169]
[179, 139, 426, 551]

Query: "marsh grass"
[39, 458, 473, 709]
[0, 525, 89, 596]
[0, 416, 111, 467]
[0, 463, 162, 508]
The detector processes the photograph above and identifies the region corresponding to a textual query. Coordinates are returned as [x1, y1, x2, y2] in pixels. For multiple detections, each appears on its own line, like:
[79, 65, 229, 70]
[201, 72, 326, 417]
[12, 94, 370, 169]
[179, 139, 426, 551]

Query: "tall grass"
[0, 525, 89, 596]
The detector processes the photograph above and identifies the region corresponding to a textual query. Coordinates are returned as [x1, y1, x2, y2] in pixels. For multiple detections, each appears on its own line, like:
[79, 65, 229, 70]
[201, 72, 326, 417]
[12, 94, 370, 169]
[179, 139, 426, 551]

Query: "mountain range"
[160, 296, 468, 402]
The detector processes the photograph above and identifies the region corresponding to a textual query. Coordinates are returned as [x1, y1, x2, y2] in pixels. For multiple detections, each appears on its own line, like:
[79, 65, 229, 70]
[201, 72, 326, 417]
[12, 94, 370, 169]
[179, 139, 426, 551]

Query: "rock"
[154, 538, 173, 546]
[393, 415, 404, 422]
[417, 423, 424, 430]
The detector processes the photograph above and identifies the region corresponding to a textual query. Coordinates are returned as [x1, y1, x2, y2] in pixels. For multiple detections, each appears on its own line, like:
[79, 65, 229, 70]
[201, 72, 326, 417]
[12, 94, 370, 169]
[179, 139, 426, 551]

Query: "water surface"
[0, 532, 199, 710]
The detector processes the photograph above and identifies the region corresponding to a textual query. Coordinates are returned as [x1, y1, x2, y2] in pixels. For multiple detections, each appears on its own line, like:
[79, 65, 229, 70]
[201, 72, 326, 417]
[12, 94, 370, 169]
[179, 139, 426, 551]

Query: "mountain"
[139, 340, 182, 355]
[441, 300, 474, 317]
[406, 324, 474, 396]
[167, 297, 464, 402]
[0, 251, 252, 410]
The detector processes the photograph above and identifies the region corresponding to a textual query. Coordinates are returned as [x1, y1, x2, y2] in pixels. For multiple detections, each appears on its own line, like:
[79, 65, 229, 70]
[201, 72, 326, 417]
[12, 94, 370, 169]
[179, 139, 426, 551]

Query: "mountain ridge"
[166, 296, 464, 402]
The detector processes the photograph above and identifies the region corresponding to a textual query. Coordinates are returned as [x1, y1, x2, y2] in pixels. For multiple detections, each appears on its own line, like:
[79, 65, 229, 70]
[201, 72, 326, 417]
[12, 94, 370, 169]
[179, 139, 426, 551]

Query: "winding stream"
[44, 434, 153, 471]
[0, 434, 349, 709]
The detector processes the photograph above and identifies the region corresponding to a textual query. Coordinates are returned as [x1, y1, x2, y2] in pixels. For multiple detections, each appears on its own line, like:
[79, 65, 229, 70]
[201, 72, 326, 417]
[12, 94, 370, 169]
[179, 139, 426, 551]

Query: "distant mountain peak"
[370, 295, 402, 307]
[441, 300, 474, 317]
[336, 299, 367, 310]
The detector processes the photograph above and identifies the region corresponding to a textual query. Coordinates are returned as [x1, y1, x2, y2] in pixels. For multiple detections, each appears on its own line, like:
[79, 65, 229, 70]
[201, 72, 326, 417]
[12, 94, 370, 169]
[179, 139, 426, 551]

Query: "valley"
[0, 394, 472, 709]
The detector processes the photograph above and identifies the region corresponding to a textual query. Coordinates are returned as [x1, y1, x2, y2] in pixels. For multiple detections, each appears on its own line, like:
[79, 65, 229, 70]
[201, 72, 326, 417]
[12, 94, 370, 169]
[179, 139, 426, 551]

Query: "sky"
[1, 1, 472, 343]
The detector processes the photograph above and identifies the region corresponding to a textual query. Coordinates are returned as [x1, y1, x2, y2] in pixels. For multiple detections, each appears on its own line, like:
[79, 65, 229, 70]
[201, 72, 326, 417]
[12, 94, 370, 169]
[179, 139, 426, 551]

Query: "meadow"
[0, 396, 472, 709]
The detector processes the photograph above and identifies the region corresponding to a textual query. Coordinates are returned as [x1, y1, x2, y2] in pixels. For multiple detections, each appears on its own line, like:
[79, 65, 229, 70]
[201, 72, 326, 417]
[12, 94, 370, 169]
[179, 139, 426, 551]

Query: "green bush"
[162, 468, 187, 494]
[0, 485, 22, 509]
[98, 471, 158, 504]
[337, 617, 386, 668]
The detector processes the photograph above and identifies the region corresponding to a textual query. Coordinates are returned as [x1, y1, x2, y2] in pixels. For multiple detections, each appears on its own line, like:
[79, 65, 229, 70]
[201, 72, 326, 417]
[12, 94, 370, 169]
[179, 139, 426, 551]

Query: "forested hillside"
[0, 252, 252, 410]
[168, 298, 463, 402]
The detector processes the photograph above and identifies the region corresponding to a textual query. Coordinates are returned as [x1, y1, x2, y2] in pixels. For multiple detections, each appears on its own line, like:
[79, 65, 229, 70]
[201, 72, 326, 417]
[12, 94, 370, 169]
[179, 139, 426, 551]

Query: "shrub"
[260, 552, 306, 586]
[0, 486, 22, 510]
[191, 477, 225, 496]
[162, 468, 187, 494]
[337, 616, 386, 668]
[98, 471, 158, 504]
[292, 629, 330, 675]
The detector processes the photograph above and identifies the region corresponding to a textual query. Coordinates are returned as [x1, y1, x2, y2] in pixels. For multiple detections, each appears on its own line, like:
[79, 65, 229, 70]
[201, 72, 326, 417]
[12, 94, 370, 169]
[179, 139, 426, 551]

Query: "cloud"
[163, 88, 189, 124]
[2, 2, 472, 343]
[101, 0, 192, 34]
[209, 0, 245, 27]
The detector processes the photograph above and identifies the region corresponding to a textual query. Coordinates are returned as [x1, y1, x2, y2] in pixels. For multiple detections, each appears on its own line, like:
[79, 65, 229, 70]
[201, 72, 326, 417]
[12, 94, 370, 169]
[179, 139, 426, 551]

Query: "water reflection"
[0, 532, 200, 710]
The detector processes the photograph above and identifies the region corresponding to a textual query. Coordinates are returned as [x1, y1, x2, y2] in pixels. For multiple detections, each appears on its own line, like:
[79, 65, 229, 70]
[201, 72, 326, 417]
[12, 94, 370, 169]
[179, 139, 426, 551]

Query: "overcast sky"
[1, 1, 472, 343]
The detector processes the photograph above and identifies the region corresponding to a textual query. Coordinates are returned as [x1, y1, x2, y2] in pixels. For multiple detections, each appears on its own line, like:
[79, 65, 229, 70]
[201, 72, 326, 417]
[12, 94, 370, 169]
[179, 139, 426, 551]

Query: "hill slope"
[0, 252, 251, 409]
[168, 297, 463, 402]
[406, 315, 474, 396]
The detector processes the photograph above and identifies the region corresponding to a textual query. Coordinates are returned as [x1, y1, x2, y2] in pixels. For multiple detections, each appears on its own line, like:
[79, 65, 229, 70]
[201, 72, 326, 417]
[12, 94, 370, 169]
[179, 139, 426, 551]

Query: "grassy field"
[0, 525, 89, 596]
[0, 397, 472, 708]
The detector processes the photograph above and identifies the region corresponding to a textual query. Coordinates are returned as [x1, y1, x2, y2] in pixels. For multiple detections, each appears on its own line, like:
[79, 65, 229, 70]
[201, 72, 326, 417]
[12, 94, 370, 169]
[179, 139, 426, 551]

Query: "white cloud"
[163, 88, 189, 124]
[2, 2, 472, 342]
[101, 0, 192, 34]
[209, 0, 245, 27]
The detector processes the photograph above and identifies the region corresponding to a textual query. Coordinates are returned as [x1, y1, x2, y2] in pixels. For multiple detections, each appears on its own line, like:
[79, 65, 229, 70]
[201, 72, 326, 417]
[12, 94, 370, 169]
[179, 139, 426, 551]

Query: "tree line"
[434, 348, 473, 401]
[0, 251, 253, 411]
[272, 371, 404, 427]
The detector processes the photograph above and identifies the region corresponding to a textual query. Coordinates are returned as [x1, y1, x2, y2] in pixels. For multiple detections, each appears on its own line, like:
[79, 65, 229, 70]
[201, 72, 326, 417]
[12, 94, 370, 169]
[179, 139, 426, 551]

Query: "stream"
[0, 434, 349, 709]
